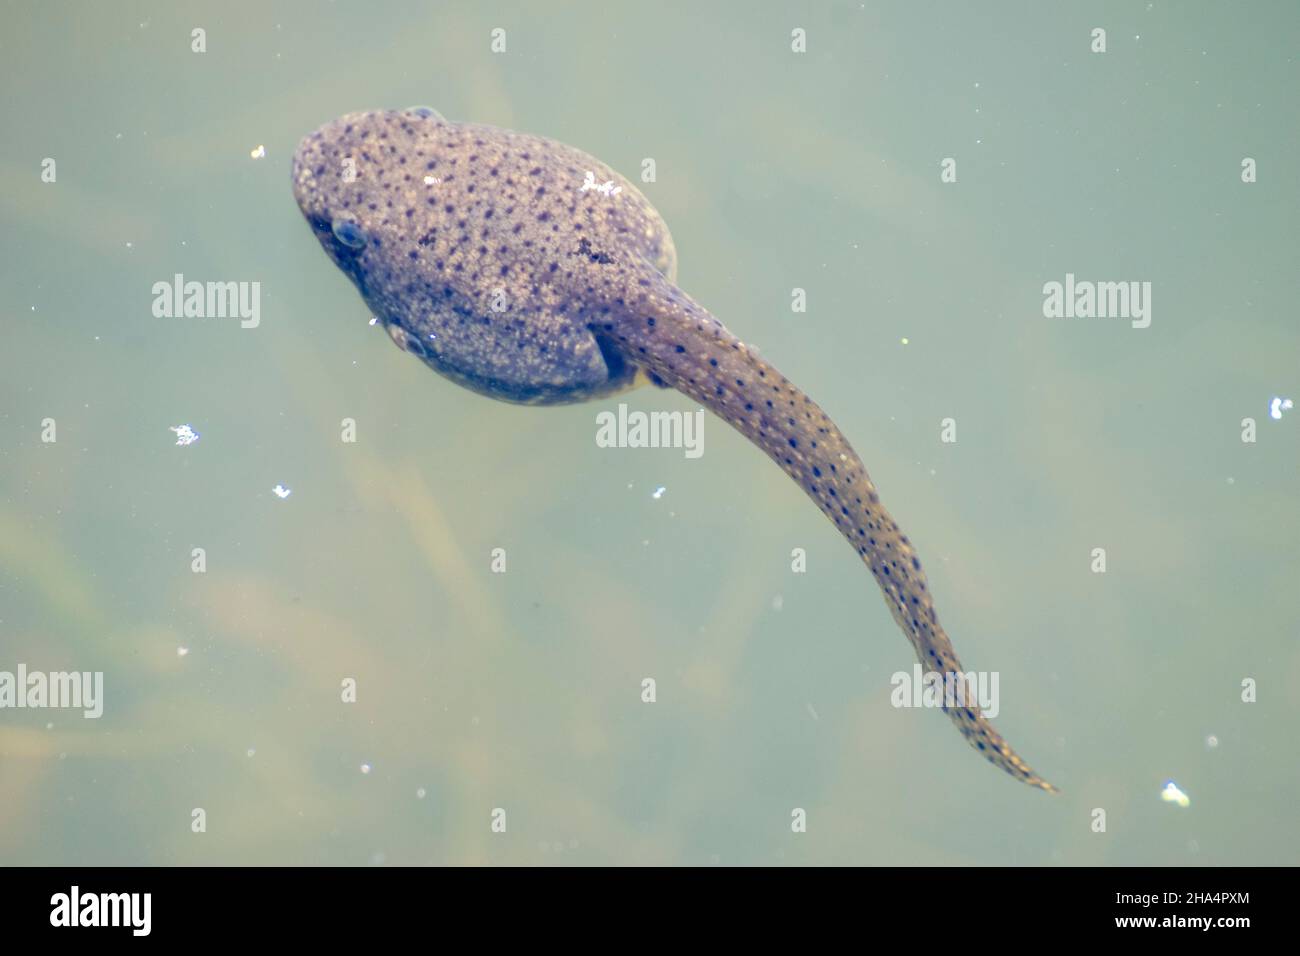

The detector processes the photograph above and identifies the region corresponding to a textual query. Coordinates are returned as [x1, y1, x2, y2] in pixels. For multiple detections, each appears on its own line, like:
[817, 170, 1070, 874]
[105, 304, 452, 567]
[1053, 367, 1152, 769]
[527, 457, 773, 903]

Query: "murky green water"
[1, 1, 1296, 865]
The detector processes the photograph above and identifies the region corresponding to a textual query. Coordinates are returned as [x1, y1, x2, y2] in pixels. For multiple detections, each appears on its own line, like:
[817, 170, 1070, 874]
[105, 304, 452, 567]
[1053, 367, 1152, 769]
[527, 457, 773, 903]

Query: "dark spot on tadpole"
[572, 237, 613, 264]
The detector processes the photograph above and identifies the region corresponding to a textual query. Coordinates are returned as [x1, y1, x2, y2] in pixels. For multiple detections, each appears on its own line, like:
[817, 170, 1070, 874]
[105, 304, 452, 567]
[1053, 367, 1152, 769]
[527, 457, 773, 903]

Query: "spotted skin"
[292, 109, 1057, 792]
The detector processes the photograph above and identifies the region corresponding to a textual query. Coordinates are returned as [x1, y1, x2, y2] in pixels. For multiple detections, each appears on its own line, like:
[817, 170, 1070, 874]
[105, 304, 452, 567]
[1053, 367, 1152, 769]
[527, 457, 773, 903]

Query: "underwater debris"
[1161, 780, 1191, 808]
[169, 424, 199, 446]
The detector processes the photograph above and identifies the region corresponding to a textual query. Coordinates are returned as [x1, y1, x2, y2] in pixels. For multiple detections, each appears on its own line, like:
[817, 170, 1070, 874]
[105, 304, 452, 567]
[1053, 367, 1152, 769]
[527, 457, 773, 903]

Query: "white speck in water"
[177, 646, 189, 658]
[1205, 735, 1219, 749]
[805, 702, 820, 721]
[416, 787, 427, 799]
[368, 316, 378, 326]
[360, 763, 372, 775]
[652, 486, 666, 500]
[772, 594, 784, 611]
[900, 337, 909, 345]
[249, 145, 266, 159]
[423, 175, 439, 185]
[46, 722, 54, 730]
[246, 748, 256, 758]
[169, 424, 199, 446]
[1225, 477, 1235, 485]
[1161, 780, 1191, 808]
[272, 484, 292, 499]
[1269, 396, 1293, 420]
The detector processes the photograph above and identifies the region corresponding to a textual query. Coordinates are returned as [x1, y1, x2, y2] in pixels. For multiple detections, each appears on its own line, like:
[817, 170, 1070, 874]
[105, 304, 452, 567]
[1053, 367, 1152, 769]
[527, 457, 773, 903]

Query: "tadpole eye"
[406, 106, 444, 120]
[331, 217, 367, 250]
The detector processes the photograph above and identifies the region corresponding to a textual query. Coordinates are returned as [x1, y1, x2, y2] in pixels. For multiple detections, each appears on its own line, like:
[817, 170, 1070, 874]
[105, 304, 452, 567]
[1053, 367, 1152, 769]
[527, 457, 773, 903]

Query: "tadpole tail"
[601, 281, 1058, 792]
